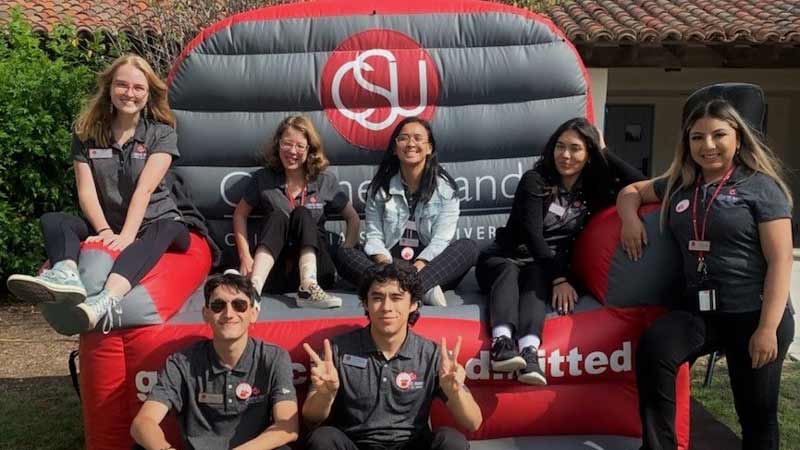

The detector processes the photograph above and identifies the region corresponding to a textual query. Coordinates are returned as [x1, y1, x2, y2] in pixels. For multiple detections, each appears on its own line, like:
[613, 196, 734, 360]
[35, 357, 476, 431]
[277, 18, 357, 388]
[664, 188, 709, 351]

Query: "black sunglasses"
[208, 298, 250, 313]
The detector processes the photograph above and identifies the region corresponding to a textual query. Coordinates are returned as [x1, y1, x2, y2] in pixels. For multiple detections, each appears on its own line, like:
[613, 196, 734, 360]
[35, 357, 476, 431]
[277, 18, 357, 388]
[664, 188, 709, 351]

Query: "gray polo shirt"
[242, 168, 349, 226]
[72, 118, 182, 232]
[328, 326, 446, 447]
[653, 166, 792, 312]
[147, 337, 296, 450]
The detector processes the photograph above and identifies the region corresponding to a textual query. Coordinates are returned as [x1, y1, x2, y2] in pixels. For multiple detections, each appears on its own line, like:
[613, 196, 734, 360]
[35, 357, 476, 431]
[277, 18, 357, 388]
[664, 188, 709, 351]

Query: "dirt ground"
[0, 303, 79, 378]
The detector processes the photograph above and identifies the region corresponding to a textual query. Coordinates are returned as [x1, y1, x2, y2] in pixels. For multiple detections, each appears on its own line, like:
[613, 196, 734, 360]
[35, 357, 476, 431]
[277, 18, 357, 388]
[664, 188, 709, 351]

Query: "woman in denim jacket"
[336, 117, 478, 306]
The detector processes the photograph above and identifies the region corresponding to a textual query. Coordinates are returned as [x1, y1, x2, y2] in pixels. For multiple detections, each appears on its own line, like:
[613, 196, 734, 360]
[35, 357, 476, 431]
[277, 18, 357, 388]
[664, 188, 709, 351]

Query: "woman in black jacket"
[475, 117, 644, 385]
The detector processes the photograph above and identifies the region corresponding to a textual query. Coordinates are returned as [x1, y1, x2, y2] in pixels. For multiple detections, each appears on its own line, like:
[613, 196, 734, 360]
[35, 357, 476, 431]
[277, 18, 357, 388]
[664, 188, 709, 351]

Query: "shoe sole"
[296, 297, 342, 309]
[41, 300, 92, 336]
[518, 371, 548, 386]
[491, 356, 526, 373]
[7, 275, 86, 305]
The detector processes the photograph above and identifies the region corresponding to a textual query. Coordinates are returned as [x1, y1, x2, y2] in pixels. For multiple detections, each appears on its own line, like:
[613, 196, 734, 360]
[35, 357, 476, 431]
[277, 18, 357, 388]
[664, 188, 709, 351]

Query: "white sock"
[250, 247, 275, 295]
[298, 247, 317, 288]
[518, 334, 541, 352]
[492, 324, 513, 340]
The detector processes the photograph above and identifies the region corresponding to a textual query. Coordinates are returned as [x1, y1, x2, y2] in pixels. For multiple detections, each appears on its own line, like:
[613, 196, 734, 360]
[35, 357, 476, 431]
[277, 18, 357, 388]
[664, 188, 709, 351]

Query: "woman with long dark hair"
[336, 117, 478, 306]
[618, 99, 794, 450]
[475, 117, 644, 385]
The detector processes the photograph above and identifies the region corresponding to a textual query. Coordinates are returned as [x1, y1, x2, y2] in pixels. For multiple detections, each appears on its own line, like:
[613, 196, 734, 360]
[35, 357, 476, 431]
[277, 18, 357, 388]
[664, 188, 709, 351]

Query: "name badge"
[342, 354, 368, 368]
[688, 240, 711, 252]
[698, 289, 717, 312]
[548, 203, 566, 218]
[305, 202, 324, 210]
[399, 237, 419, 248]
[88, 148, 112, 159]
[198, 392, 224, 404]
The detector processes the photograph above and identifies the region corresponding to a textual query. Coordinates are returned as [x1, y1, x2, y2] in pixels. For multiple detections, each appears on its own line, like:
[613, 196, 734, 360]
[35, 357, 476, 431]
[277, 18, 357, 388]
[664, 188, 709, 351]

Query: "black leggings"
[474, 253, 551, 338]
[41, 212, 190, 287]
[335, 239, 478, 292]
[636, 307, 794, 450]
[305, 426, 468, 450]
[255, 207, 336, 294]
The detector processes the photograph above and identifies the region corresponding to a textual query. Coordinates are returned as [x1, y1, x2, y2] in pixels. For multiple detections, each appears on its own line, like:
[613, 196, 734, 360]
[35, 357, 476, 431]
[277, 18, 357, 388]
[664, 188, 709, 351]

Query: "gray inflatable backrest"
[167, 0, 592, 266]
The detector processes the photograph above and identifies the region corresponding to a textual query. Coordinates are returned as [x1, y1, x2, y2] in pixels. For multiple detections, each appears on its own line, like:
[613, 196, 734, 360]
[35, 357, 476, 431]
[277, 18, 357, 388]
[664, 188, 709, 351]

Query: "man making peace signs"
[302, 262, 482, 450]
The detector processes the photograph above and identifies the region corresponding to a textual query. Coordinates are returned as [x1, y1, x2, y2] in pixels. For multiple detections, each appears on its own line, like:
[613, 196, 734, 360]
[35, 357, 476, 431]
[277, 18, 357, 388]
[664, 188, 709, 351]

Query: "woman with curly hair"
[232, 115, 360, 308]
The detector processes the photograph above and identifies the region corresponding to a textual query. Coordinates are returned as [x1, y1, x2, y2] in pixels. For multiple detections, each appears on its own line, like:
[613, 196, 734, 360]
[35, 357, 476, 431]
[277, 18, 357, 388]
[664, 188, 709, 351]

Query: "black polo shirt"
[328, 326, 446, 448]
[71, 118, 181, 232]
[653, 166, 792, 312]
[147, 338, 296, 450]
[242, 168, 349, 226]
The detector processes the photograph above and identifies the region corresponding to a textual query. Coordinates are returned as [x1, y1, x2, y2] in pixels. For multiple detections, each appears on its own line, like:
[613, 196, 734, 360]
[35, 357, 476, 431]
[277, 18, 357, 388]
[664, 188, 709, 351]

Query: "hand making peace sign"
[303, 339, 340, 396]
[439, 336, 466, 397]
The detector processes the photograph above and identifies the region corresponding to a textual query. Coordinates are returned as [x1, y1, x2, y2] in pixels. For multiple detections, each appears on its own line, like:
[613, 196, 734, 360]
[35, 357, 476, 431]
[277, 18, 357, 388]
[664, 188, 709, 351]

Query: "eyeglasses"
[554, 143, 586, 155]
[208, 298, 250, 313]
[112, 82, 148, 98]
[279, 140, 308, 153]
[395, 134, 429, 146]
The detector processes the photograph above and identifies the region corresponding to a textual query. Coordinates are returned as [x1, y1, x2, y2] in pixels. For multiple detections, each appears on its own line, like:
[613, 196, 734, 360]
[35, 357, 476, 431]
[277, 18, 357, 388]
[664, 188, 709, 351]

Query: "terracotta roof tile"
[0, 0, 797, 46]
[547, 0, 800, 44]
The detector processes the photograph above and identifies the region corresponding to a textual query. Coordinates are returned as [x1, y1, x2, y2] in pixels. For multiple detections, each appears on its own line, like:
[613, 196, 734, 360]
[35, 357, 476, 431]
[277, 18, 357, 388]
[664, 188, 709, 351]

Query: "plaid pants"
[335, 238, 478, 292]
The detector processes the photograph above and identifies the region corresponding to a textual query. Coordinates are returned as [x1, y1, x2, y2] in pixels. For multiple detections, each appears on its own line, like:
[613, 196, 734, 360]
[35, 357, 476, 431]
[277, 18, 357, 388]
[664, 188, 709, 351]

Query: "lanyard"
[691, 165, 736, 264]
[286, 185, 307, 210]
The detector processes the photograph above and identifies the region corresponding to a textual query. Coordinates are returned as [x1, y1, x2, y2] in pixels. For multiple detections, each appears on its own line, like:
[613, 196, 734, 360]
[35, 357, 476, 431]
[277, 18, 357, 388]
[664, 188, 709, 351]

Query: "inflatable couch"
[76, 1, 691, 449]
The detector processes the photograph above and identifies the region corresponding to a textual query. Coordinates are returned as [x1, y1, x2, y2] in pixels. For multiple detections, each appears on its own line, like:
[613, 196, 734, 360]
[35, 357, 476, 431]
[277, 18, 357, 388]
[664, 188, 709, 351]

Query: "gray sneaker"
[70, 290, 123, 335]
[296, 283, 342, 309]
[423, 285, 447, 307]
[7, 263, 86, 305]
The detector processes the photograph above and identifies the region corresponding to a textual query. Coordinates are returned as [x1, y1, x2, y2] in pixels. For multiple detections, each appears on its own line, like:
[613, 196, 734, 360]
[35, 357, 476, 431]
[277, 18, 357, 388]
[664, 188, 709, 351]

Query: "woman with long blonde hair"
[617, 97, 794, 450]
[7, 54, 191, 335]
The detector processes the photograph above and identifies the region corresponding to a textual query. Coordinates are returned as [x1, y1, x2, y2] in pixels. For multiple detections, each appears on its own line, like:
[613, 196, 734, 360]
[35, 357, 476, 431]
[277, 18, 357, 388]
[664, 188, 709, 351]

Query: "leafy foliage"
[0, 10, 126, 284]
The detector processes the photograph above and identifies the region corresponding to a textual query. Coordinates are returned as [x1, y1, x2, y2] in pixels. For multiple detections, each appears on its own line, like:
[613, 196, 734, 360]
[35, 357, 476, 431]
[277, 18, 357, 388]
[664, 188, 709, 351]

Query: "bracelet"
[158, 446, 175, 450]
[96, 227, 111, 234]
[552, 279, 568, 287]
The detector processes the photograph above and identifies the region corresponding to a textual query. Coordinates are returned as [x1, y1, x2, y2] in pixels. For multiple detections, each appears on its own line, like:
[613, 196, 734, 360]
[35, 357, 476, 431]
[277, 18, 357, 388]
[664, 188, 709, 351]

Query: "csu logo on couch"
[320, 29, 440, 150]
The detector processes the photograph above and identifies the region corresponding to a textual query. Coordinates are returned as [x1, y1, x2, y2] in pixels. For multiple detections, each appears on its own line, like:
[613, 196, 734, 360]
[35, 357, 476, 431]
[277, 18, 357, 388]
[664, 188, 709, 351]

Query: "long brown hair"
[73, 54, 175, 147]
[264, 115, 329, 181]
[659, 99, 792, 227]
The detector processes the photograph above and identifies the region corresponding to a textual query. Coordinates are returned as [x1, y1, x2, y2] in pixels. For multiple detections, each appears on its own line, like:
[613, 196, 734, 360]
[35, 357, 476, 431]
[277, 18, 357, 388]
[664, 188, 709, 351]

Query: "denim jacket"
[363, 174, 459, 263]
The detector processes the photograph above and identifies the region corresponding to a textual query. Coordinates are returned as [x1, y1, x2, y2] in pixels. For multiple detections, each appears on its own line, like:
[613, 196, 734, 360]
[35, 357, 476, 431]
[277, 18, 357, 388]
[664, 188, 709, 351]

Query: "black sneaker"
[490, 336, 526, 372]
[518, 346, 547, 385]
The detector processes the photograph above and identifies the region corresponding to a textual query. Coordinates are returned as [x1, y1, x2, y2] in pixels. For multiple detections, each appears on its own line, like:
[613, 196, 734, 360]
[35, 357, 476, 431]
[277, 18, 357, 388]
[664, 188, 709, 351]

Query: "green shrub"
[0, 10, 126, 288]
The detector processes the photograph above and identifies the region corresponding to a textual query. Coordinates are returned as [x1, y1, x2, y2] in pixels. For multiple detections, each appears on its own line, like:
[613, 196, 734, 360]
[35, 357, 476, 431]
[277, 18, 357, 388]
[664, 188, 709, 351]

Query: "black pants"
[41, 212, 190, 287]
[475, 252, 550, 337]
[636, 307, 794, 450]
[256, 207, 336, 294]
[335, 239, 478, 292]
[305, 426, 469, 450]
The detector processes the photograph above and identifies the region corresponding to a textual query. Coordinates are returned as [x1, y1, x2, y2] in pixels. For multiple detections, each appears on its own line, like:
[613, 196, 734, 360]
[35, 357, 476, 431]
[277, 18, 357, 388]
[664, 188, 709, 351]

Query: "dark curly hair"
[204, 273, 260, 307]
[358, 262, 423, 326]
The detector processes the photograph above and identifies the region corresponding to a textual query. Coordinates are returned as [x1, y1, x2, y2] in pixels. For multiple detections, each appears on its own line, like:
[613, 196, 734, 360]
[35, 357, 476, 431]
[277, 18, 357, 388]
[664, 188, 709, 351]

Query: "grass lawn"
[0, 377, 84, 450]
[691, 356, 800, 449]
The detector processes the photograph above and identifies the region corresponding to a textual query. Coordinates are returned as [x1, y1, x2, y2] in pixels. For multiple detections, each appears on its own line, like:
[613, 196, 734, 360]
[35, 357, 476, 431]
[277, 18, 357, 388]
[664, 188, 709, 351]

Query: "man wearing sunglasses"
[131, 273, 298, 450]
[302, 262, 482, 450]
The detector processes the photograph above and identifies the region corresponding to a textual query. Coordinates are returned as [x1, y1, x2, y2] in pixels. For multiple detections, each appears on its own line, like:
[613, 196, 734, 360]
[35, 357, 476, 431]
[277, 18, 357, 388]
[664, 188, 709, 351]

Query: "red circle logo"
[320, 29, 440, 150]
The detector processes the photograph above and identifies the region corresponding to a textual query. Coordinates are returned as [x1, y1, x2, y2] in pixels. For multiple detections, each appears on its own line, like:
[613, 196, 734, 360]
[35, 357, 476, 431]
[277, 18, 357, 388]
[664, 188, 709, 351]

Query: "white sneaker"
[296, 283, 342, 309]
[74, 290, 122, 335]
[423, 285, 447, 307]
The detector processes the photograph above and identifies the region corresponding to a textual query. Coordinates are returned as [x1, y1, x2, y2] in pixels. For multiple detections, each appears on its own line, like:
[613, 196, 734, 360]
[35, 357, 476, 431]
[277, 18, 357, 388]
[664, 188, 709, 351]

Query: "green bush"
[0, 10, 126, 288]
